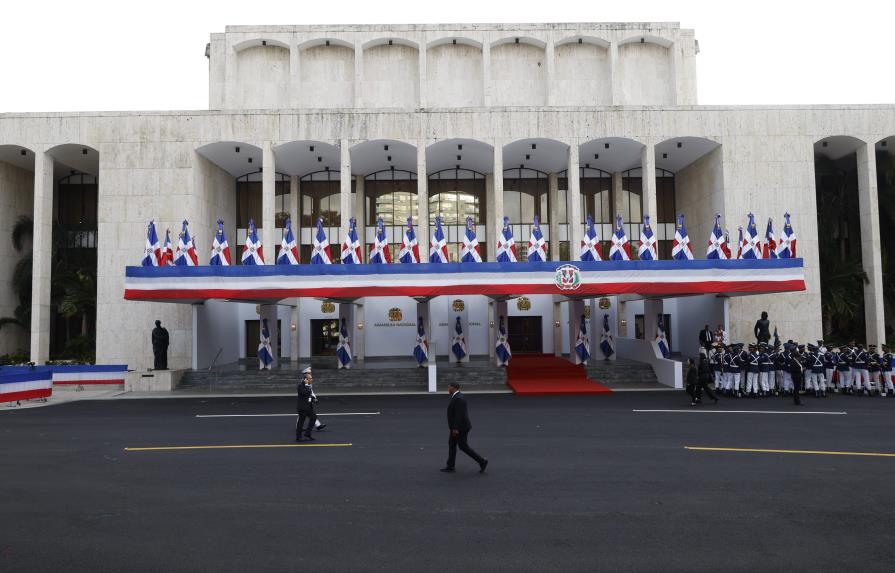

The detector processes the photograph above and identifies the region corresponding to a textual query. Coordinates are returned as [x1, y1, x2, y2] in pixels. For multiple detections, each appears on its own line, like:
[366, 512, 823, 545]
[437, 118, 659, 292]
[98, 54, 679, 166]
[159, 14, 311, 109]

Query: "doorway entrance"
[508, 316, 543, 354]
[245, 319, 281, 359]
[311, 318, 340, 356]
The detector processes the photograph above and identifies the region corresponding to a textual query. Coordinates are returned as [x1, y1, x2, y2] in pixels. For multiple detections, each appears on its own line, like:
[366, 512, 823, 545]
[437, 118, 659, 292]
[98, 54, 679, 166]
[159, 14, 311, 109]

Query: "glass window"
[503, 169, 548, 224]
[365, 170, 418, 226]
[656, 168, 676, 224]
[428, 169, 485, 225]
[299, 172, 347, 227]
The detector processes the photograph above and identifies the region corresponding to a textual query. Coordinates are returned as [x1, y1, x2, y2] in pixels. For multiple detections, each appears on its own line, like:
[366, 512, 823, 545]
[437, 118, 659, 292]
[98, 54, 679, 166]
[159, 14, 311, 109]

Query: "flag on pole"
[671, 214, 694, 260]
[451, 316, 468, 361]
[159, 228, 174, 266]
[174, 220, 199, 266]
[609, 214, 631, 261]
[459, 216, 482, 263]
[413, 316, 429, 366]
[600, 314, 615, 359]
[310, 217, 332, 265]
[398, 217, 420, 264]
[580, 214, 603, 261]
[638, 215, 658, 260]
[575, 314, 590, 364]
[742, 212, 762, 259]
[258, 318, 274, 370]
[763, 217, 778, 259]
[777, 212, 797, 258]
[276, 217, 300, 265]
[496, 217, 518, 262]
[706, 214, 727, 260]
[736, 226, 744, 260]
[369, 217, 391, 264]
[141, 220, 161, 267]
[527, 215, 547, 262]
[336, 317, 352, 369]
[429, 216, 449, 263]
[656, 315, 670, 358]
[721, 229, 732, 260]
[210, 219, 232, 266]
[241, 219, 265, 265]
[773, 327, 781, 350]
[341, 217, 362, 264]
[495, 316, 512, 366]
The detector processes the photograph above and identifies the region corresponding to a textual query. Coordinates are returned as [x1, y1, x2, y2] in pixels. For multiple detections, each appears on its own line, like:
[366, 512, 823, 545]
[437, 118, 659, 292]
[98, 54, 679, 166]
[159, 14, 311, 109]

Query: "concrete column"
[609, 42, 620, 106]
[416, 300, 432, 364]
[289, 175, 300, 235]
[30, 149, 53, 364]
[354, 45, 364, 108]
[482, 41, 492, 107]
[417, 142, 430, 259]
[553, 301, 562, 356]
[644, 299, 664, 350]
[355, 302, 365, 361]
[641, 142, 657, 223]
[340, 140, 352, 242]
[856, 142, 885, 346]
[191, 304, 199, 371]
[568, 300, 585, 364]
[485, 174, 495, 261]
[262, 142, 276, 263]
[670, 38, 681, 105]
[567, 142, 583, 257]
[290, 302, 300, 362]
[290, 43, 301, 108]
[355, 176, 366, 260]
[545, 37, 556, 106]
[612, 171, 624, 217]
[260, 304, 279, 368]
[488, 301, 496, 359]
[418, 43, 427, 109]
[548, 172, 560, 260]
[492, 140, 504, 259]
[493, 300, 508, 365]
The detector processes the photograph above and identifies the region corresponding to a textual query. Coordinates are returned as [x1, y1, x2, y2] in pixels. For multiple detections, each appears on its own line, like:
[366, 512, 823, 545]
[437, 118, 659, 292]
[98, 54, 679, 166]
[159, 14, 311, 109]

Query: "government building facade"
[0, 22, 892, 376]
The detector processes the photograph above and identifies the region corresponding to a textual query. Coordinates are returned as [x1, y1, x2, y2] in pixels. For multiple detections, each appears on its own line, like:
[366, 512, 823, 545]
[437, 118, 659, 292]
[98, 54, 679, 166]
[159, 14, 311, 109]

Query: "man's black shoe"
[317, 424, 327, 431]
[440, 467, 456, 473]
[479, 459, 489, 473]
[304, 434, 316, 441]
[295, 437, 303, 442]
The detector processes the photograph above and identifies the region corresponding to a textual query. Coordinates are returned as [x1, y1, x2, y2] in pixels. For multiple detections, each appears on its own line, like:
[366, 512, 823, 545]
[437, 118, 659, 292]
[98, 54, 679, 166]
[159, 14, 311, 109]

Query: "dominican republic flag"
[773, 327, 781, 350]
[398, 217, 420, 264]
[311, 218, 332, 265]
[575, 314, 590, 364]
[656, 315, 670, 358]
[736, 227, 745, 260]
[638, 215, 658, 261]
[721, 229, 732, 260]
[369, 217, 391, 264]
[413, 317, 429, 366]
[706, 214, 727, 260]
[609, 214, 631, 261]
[174, 220, 199, 266]
[600, 314, 615, 359]
[159, 229, 174, 266]
[496, 217, 518, 262]
[460, 216, 482, 263]
[258, 318, 274, 369]
[451, 316, 468, 361]
[777, 212, 797, 258]
[580, 214, 603, 261]
[277, 217, 300, 265]
[672, 214, 694, 260]
[210, 219, 232, 266]
[742, 213, 763, 259]
[341, 217, 363, 264]
[763, 218, 778, 259]
[528, 215, 547, 262]
[495, 317, 512, 366]
[429, 216, 449, 263]
[141, 220, 161, 267]
[337, 317, 352, 369]
[241, 219, 265, 265]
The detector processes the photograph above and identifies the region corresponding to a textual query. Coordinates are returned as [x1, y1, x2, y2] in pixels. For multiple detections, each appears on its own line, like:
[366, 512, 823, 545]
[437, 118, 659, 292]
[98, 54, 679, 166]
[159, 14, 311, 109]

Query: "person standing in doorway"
[296, 367, 318, 442]
[441, 382, 488, 473]
[151, 320, 169, 370]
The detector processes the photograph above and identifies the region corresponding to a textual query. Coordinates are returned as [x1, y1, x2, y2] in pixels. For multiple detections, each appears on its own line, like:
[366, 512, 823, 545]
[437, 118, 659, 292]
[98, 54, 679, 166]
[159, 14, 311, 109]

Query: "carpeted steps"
[506, 354, 613, 395]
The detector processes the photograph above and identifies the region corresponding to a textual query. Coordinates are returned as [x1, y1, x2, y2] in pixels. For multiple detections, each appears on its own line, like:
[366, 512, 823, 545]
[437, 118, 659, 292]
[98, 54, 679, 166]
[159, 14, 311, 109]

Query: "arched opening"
[365, 168, 418, 260]
[876, 136, 895, 339]
[553, 37, 611, 106]
[616, 37, 674, 105]
[426, 41, 483, 108]
[299, 43, 355, 108]
[814, 136, 866, 341]
[428, 168, 487, 261]
[489, 39, 547, 107]
[362, 40, 420, 109]
[235, 44, 290, 109]
[0, 145, 35, 358]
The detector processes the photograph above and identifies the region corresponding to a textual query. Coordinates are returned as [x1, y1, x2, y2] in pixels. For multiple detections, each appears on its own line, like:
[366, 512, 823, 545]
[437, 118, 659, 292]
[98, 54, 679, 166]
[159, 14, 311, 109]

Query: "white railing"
[615, 337, 682, 389]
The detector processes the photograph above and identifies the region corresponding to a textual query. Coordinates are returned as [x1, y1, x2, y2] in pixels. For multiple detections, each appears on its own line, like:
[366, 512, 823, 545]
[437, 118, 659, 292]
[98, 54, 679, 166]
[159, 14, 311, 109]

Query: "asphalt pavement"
[2, 391, 895, 572]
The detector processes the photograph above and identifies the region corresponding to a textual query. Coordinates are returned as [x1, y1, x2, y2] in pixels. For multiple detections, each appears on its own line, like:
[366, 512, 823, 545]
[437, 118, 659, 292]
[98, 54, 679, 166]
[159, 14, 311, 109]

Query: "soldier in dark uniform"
[788, 348, 803, 406]
[868, 345, 882, 396]
[151, 320, 169, 370]
[881, 346, 894, 396]
[753, 311, 771, 345]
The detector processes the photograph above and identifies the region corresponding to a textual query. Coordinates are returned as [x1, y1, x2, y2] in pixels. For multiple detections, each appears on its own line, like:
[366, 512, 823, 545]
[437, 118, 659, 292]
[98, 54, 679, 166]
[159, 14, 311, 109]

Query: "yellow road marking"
[685, 446, 895, 458]
[124, 443, 352, 452]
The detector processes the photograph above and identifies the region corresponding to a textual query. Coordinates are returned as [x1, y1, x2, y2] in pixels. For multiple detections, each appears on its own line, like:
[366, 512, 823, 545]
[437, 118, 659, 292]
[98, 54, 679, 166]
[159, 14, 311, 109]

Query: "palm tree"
[0, 215, 33, 332]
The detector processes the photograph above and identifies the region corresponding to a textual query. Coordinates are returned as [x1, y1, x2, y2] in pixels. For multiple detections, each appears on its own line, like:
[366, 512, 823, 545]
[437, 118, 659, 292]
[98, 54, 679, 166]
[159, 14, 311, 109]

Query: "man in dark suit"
[441, 382, 488, 473]
[698, 324, 714, 351]
[296, 367, 318, 442]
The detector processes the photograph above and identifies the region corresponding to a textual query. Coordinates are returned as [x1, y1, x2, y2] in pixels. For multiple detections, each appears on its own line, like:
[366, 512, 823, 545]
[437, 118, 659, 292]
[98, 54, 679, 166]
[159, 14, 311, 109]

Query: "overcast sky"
[1, 0, 892, 112]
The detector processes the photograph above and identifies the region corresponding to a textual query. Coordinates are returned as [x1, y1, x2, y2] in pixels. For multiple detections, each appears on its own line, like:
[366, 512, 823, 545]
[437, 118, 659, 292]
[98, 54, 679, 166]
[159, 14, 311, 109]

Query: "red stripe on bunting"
[125, 279, 805, 301]
[0, 388, 52, 402]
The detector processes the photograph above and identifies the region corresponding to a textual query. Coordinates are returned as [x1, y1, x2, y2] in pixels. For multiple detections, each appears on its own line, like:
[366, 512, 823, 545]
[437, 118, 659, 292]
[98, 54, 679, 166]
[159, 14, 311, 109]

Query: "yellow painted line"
[685, 446, 895, 458]
[124, 443, 352, 452]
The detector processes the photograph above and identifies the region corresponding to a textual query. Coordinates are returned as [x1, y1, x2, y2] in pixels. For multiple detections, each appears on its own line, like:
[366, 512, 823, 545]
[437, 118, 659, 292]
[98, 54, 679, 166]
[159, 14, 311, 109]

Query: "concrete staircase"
[584, 358, 661, 388]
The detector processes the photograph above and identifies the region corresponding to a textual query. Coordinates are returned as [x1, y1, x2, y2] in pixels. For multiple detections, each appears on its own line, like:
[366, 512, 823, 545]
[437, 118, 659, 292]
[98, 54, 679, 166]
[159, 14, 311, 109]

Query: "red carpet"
[506, 354, 613, 395]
